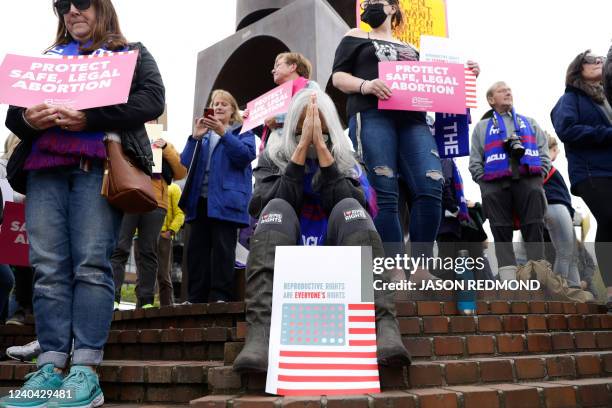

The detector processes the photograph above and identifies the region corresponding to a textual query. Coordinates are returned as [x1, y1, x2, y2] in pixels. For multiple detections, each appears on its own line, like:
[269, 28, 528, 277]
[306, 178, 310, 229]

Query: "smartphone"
[203, 108, 214, 119]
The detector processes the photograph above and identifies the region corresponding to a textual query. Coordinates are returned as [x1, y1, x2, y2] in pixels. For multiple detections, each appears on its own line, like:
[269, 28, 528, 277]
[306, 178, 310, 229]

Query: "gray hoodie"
[468, 111, 551, 182]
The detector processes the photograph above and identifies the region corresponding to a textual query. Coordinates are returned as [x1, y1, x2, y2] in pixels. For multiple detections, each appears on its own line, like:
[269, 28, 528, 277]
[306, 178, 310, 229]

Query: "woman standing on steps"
[2, 1, 165, 407]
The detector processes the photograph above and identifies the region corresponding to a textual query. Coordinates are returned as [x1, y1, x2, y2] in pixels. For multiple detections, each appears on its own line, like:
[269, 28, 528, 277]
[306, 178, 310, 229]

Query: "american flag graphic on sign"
[465, 68, 477, 109]
[275, 302, 380, 396]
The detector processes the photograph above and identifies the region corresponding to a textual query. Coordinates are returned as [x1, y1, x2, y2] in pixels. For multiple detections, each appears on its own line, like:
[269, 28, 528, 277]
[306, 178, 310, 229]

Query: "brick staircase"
[1, 293, 611, 407]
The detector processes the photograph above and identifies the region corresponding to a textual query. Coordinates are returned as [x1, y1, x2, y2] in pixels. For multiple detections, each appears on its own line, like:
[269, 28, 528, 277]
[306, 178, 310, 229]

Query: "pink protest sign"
[0, 51, 138, 110]
[241, 80, 294, 133]
[0, 202, 29, 267]
[378, 61, 467, 115]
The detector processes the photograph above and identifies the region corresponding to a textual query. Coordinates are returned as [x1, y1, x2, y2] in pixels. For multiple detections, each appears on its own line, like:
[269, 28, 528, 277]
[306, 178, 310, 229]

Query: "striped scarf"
[483, 109, 541, 180]
[25, 41, 112, 170]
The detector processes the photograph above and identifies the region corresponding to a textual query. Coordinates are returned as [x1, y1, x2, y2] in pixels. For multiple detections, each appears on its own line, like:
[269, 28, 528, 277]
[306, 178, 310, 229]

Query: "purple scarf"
[25, 41, 109, 171]
[483, 109, 542, 181]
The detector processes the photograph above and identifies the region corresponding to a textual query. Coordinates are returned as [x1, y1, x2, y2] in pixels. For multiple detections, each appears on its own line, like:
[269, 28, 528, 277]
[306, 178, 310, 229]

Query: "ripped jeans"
[26, 163, 122, 369]
[349, 109, 443, 258]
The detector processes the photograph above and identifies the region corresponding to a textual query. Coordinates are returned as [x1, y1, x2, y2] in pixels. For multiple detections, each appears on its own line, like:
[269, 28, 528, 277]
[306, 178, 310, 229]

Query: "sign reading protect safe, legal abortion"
[241, 80, 293, 133]
[378, 61, 467, 115]
[0, 51, 138, 110]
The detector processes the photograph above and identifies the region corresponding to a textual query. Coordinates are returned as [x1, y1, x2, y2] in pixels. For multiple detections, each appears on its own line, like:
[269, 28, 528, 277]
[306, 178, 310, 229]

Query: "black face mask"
[360, 3, 388, 29]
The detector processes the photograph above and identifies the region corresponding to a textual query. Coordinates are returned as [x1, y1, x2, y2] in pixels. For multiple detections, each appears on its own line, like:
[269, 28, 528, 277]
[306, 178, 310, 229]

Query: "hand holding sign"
[363, 78, 392, 100]
[466, 60, 480, 78]
[24, 103, 59, 130]
[55, 106, 87, 131]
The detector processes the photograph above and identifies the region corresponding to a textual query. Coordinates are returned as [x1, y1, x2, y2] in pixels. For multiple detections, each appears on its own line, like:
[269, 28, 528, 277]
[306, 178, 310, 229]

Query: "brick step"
[104, 328, 230, 361]
[192, 378, 612, 408]
[397, 300, 605, 317]
[223, 331, 612, 365]
[111, 303, 246, 331]
[233, 314, 612, 343]
[0, 360, 223, 403]
[105, 405, 189, 408]
[402, 288, 550, 302]
[109, 301, 606, 331]
[207, 351, 612, 394]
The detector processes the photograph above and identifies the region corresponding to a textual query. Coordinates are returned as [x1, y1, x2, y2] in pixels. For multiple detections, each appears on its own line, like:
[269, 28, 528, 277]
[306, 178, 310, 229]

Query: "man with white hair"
[469, 82, 550, 280]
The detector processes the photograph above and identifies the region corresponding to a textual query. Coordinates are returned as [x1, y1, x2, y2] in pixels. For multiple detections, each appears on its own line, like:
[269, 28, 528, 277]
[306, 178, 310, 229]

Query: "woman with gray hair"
[233, 88, 411, 373]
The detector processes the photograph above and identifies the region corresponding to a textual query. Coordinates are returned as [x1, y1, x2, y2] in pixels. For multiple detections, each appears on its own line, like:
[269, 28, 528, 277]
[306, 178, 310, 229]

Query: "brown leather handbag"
[101, 140, 157, 213]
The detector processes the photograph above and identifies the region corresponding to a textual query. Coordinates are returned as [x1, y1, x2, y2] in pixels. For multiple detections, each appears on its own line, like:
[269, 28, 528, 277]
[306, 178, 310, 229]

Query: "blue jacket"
[551, 86, 612, 193]
[179, 124, 256, 226]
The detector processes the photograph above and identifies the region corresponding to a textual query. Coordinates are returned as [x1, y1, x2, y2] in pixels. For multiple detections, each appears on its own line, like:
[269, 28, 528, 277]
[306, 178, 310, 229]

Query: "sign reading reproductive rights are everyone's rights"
[0, 51, 138, 110]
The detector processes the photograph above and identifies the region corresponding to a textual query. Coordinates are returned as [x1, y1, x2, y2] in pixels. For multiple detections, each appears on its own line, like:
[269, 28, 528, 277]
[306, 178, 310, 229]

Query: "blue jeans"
[349, 109, 443, 258]
[26, 162, 122, 368]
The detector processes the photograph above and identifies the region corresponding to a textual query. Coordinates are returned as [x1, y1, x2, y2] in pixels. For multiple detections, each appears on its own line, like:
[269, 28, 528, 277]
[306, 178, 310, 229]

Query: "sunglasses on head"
[583, 55, 605, 65]
[54, 0, 92, 15]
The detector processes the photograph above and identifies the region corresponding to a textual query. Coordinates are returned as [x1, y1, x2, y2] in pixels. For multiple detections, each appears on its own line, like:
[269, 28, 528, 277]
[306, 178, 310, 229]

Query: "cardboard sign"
[266, 246, 380, 396]
[357, 0, 448, 49]
[378, 61, 466, 114]
[419, 35, 477, 109]
[0, 51, 138, 110]
[0, 201, 29, 266]
[241, 80, 293, 133]
[145, 123, 164, 174]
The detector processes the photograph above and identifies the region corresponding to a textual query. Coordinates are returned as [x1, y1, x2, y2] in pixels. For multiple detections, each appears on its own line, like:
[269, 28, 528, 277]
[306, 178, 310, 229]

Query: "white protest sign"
[266, 246, 380, 396]
[145, 123, 164, 174]
[420, 35, 477, 109]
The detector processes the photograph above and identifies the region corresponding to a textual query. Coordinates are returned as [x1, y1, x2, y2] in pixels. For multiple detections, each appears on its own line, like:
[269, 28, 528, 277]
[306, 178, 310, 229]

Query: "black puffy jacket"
[5, 42, 164, 178]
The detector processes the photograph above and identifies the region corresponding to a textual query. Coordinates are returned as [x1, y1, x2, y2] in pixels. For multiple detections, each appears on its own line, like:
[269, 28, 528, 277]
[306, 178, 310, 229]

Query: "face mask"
[360, 3, 388, 29]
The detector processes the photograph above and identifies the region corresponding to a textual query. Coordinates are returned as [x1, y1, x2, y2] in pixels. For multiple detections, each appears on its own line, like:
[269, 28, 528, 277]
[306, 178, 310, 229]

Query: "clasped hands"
[24, 103, 87, 132]
[291, 93, 333, 167]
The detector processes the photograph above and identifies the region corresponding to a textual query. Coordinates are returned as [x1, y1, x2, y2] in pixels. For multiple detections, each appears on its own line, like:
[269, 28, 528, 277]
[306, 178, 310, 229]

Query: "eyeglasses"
[583, 55, 605, 65]
[54, 0, 92, 15]
[272, 61, 288, 71]
[360, 0, 389, 10]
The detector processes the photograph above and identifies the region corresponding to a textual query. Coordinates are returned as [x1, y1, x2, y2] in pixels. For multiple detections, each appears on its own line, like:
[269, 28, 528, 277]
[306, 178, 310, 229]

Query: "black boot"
[233, 230, 294, 373]
[344, 230, 412, 367]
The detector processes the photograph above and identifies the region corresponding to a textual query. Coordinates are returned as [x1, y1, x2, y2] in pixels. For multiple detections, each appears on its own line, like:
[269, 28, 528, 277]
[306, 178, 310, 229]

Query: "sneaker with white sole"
[0, 364, 63, 408]
[46, 366, 103, 408]
[6, 341, 42, 363]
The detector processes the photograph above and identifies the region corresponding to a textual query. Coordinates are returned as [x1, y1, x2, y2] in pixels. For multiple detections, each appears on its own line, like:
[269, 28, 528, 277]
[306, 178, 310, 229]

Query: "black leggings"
[576, 178, 612, 287]
[254, 198, 377, 245]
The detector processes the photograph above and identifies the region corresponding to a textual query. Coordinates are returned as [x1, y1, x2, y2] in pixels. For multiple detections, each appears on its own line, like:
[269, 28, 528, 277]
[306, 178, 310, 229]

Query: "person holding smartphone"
[179, 90, 256, 303]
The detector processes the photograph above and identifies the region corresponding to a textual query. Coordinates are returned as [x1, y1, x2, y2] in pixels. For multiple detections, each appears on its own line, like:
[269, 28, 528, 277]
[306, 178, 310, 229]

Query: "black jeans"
[187, 199, 239, 303]
[479, 176, 547, 267]
[254, 197, 377, 247]
[111, 208, 167, 305]
[575, 177, 612, 287]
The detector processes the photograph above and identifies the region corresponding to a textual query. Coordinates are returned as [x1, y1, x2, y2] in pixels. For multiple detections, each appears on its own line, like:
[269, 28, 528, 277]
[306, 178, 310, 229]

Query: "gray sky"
[1, 0, 610, 239]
